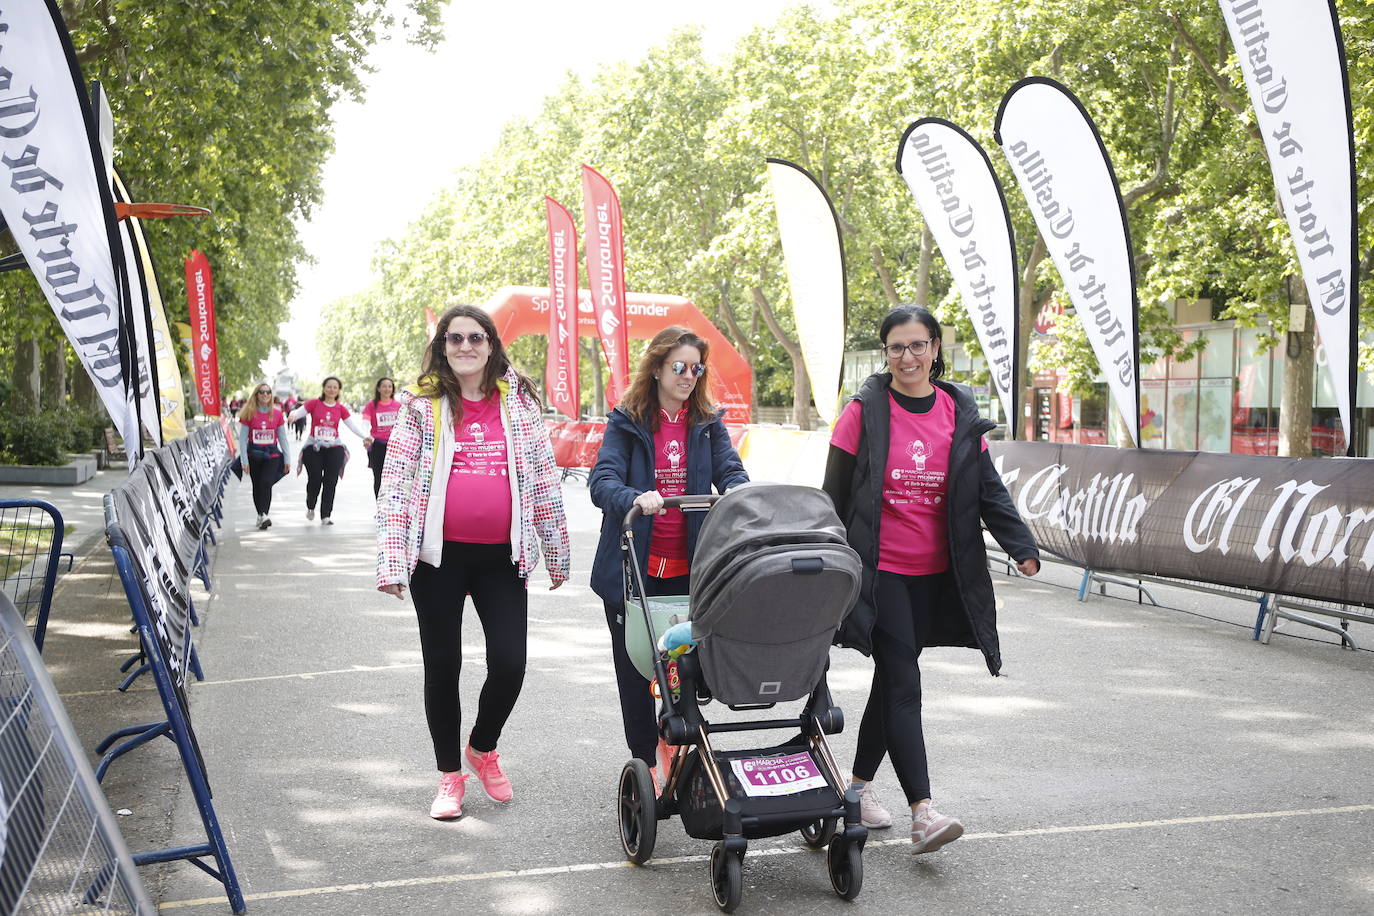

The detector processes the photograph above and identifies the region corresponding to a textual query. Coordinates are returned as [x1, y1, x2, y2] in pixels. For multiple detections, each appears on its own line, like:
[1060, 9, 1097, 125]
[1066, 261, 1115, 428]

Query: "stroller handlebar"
[622, 493, 721, 533]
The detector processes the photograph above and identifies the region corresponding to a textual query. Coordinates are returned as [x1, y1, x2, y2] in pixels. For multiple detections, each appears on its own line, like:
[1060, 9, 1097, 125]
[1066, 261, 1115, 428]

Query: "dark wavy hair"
[617, 325, 715, 431]
[371, 377, 396, 409]
[319, 376, 344, 402]
[879, 305, 945, 381]
[419, 304, 538, 425]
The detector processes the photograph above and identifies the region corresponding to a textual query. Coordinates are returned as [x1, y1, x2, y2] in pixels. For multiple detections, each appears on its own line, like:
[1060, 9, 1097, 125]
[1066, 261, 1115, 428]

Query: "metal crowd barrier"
[0, 500, 72, 652]
[0, 592, 153, 913]
[985, 536, 1369, 651]
[98, 425, 244, 913]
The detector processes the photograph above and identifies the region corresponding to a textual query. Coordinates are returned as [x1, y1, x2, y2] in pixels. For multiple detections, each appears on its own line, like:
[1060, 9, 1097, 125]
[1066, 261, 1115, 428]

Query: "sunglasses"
[255, 389, 271, 395]
[444, 331, 490, 347]
[668, 361, 706, 378]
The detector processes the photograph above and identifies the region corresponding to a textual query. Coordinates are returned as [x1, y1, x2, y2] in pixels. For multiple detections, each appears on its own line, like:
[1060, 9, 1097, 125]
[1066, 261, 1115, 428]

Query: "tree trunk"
[915, 225, 934, 308]
[715, 286, 758, 422]
[585, 338, 605, 417]
[1278, 277, 1314, 457]
[1014, 235, 1047, 440]
[40, 333, 67, 409]
[70, 351, 99, 410]
[871, 244, 900, 308]
[10, 331, 39, 412]
[752, 285, 812, 430]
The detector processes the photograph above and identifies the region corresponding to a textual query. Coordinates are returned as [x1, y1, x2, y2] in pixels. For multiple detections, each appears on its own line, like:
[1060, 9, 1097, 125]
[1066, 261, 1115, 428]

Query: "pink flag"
[581, 166, 630, 404]
[544, 197, 581, 419]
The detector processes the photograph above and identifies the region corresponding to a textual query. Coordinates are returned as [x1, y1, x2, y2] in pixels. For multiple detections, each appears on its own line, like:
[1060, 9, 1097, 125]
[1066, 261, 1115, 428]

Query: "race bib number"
[729, 752, 827, 797]
[315, 425, 338, 442]
[251, 428, 275, 446]
[376, 410, 397, 428]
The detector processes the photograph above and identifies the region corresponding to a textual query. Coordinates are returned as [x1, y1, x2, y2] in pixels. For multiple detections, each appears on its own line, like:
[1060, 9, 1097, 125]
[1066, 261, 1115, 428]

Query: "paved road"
[37, 443, 1374, 914]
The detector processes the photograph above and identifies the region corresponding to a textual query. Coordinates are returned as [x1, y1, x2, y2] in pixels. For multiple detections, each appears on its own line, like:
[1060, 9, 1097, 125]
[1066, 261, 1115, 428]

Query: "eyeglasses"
[882, 339, 934, 359]
[444, 331, 489, 347]
[669, 361, 706, 378]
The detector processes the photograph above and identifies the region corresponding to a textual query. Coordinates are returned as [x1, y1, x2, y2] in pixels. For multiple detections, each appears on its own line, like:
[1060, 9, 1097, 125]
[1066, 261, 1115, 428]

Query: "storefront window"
[1233, 327, 1276, 454]
[1200, 327, 1234, 378]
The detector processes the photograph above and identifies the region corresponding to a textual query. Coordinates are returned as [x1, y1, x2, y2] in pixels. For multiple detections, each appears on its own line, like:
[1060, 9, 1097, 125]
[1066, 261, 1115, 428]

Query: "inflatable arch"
[481, 286, 752, 425]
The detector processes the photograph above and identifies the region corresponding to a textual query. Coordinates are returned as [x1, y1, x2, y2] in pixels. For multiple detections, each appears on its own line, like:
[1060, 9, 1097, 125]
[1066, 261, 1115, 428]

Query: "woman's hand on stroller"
[633, 490, 667, 516]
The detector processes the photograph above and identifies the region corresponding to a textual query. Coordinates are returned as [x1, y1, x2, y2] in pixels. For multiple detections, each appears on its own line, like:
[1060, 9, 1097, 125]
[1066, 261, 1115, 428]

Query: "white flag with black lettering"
[995, 77, 1140, 446]
[0, 1, 138, 452]
[898, 118, 1019, 433]
[1220, 0, 1358, 455]
[766, 158, 847, 426]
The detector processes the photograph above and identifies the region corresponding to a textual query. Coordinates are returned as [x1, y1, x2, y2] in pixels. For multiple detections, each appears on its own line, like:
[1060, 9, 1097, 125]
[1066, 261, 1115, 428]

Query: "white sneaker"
[854, 781, 892, 829]
[306, 508, 315, 520]
[260, 516, 272, 530]
[256, 513, 264, 526]
[323, 517, 334, 526]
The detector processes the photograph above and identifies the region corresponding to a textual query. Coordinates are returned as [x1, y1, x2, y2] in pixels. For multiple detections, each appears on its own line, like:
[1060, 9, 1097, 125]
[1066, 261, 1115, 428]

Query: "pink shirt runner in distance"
[442, 391, 512, 544]
[304, 398, 351, 445]
[363, 399, 400, 442]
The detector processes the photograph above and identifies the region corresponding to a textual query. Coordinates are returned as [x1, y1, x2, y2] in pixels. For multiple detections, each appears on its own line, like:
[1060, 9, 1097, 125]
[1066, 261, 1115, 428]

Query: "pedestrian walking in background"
[375, 304, 569, 820]
[822, 304, 1039, 853]
[236, 384, 289, 530]
[362, 377, 399, 498]
[589, 326, 749, 791]
[288, 377, 368, 525]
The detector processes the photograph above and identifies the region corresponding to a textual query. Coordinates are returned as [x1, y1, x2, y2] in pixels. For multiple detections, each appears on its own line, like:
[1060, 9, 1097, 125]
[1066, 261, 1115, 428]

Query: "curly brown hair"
[616, 326, 715, 432]
[418, 304, 539, 426]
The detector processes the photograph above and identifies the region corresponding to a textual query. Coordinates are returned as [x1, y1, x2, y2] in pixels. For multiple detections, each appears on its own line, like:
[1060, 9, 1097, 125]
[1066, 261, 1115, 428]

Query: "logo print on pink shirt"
[468, 422, 487, 444]
[663, 440, 683, 470]
[907, 439, 929, 471]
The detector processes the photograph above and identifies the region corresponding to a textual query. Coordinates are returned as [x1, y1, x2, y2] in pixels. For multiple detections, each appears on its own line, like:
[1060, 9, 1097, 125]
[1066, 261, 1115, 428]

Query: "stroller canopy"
[687, 483, 861, 704]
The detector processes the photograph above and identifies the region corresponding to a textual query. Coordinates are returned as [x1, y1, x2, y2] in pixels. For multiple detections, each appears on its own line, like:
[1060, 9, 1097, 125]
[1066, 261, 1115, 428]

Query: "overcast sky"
[277, 0, 818, 379]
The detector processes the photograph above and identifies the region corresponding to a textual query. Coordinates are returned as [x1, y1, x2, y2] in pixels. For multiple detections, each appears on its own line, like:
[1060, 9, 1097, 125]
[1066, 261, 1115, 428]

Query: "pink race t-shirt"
[363, 399, 400, 442]
[648, 410, 689, 561]
[831, 388, 982, 576]
[247, 407, 285, 449]
[442, 392, 512, 544]
[305, 398, 351, 445]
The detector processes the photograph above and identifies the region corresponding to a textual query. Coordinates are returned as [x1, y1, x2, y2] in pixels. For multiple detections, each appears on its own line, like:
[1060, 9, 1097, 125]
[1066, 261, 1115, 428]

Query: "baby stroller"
[615, 483, 867, 912]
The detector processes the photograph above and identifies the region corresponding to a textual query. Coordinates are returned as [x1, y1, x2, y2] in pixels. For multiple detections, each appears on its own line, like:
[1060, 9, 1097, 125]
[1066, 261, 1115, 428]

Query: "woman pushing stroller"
[590, 326, 749, 789]
[823, 304, 1039, 854]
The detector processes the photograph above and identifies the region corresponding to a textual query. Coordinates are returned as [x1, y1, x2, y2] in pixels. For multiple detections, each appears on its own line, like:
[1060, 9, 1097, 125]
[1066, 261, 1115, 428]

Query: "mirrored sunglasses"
[444, 331, 489, 347]
[669, 361, 706, 378]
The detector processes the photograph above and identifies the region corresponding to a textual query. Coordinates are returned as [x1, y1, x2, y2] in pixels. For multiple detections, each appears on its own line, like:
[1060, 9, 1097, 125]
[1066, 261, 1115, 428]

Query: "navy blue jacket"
[589, 406, 749, 602]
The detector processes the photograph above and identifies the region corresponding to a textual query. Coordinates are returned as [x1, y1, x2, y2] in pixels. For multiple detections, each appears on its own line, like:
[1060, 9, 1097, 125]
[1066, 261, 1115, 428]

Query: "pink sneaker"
[429, 771, 467, 820]
[464, 742, 513, 803]
[911, 802, 963, 854]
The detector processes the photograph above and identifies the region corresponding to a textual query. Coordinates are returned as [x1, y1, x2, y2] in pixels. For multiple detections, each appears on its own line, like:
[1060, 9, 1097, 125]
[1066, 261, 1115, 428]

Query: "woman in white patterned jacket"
[376, 303, 569, 821]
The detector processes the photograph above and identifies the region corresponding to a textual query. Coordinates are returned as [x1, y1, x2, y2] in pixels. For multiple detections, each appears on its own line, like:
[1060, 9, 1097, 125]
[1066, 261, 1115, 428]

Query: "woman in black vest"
[823, 305, 1039, 853]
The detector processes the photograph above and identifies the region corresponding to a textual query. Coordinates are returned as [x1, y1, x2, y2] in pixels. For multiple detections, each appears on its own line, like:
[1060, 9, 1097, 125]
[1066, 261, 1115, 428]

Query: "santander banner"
[1219, 0, 1358, 455]
[581, 166, 630, 405]
[996, 78, 1141, 446]
[898, 118, 1020, 435]
[544, 197, 581, 419]
[0, 1, 139, 452]
[184, 249, 221, 416]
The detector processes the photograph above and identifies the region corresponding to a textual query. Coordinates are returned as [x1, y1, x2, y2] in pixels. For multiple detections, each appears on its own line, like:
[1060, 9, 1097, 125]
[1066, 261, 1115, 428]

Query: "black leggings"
[302, 445, 346, 518]
[246, 452, 280, 515]
[368, 439, 389, 498]
[604, 573, 689, 764]
[852, 571, 945, 805]
[410, 541, 528, 772]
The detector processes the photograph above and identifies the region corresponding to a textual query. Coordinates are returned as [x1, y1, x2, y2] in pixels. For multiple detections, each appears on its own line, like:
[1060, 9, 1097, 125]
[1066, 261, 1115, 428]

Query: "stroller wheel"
[709, 842, 743, 913]
[617, 759, 657, 864]
[826, 838, 863, 901]
[800, 816, 838, 849]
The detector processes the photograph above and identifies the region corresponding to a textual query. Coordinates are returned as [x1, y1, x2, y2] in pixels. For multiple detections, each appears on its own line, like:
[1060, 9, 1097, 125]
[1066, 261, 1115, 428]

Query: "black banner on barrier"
[987, 442, 1374, 608]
